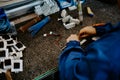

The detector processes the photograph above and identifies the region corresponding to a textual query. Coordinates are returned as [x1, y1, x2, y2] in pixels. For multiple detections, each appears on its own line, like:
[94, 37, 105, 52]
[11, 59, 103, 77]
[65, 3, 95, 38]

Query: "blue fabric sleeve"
[59, 41, 90, 80]
[59, 41, 111, 80]
[95, 22, 120, 36]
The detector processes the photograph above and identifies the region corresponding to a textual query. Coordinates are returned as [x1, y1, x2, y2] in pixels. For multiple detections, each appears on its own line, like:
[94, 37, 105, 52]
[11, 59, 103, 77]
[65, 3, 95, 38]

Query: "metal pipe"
[5, 1, 42, 19]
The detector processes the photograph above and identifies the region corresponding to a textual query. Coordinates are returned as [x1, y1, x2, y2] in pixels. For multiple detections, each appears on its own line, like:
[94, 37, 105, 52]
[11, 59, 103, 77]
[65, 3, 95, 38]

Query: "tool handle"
[5, 70, 13, 80]
[87, 7, 94, 17]
[19, 16, 41, 32]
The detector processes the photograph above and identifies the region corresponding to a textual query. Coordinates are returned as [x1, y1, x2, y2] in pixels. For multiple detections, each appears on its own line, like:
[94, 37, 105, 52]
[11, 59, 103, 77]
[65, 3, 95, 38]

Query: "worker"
[59, 22, 120, 80]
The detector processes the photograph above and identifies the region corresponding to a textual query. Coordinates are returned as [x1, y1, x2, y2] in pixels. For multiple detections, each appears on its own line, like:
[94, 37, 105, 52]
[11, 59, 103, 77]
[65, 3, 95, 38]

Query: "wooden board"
[11, 13, 38, 25]
[0, 0, 25, 7]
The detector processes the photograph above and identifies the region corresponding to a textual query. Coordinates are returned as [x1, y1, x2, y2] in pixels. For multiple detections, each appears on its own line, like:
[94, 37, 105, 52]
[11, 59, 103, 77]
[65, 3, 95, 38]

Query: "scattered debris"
[57, 0, 76, 9]
[43, 31, 62, 49]
[43, 31, 60, 37]
[58, 9, 80, 29]
[34, 0, 60, 16]
[62, 15, 71, 23]
[11, 60, 23, 73]
[87, 7, 94, 17]
[0, 34, 26, 73]
[70, 17, 80, 25]
[0, 49, 8, 60]
[68, 5, 77, 11]
[63, 22, 76, 29]
[61, 9, 68, 18]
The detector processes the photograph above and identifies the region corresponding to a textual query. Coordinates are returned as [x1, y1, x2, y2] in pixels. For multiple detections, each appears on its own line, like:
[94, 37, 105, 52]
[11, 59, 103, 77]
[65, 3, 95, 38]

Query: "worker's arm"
[95, 22, 120, 36]
[59, 34, 89, 80]
[79, 22, 120, 38]
[59, 34, 111, 80]
[59, 41, 88, 80]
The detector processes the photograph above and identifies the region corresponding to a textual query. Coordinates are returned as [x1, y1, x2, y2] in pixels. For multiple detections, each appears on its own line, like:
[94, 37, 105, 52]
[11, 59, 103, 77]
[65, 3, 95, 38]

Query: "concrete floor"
[9, 0, 120, 80]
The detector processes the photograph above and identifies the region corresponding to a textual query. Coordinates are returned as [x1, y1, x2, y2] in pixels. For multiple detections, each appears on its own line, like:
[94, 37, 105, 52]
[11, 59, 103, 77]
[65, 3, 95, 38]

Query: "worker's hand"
[66, 34, 79, 43]
[79, 26, 96, 39]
